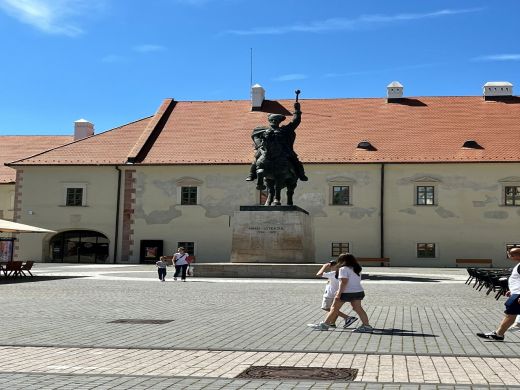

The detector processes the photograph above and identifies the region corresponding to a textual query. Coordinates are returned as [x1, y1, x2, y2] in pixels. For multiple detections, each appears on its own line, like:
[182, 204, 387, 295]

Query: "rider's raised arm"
[284, 102, 302, 132]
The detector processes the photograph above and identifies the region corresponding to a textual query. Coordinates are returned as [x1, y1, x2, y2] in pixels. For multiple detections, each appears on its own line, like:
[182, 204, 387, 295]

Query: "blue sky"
[1, 0, 519, 135]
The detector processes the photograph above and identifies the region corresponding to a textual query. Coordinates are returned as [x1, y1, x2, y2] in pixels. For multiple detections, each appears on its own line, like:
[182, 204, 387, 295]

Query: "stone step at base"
[192, 263, 322, 278]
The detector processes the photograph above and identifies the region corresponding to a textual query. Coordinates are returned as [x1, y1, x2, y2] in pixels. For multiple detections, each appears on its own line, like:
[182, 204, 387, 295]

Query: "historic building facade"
[5, 83, 520, 267]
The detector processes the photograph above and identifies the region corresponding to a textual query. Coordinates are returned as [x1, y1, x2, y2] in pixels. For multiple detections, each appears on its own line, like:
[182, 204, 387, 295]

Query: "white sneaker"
[352, 325, 374, 333]
[509, 323, 520, 332]
[307, 322, 330, 331]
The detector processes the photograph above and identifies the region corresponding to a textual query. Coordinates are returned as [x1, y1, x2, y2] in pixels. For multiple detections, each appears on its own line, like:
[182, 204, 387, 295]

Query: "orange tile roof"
[8, 96, 520, 167]
[7, 117, 152, 168]
[0, 135, 73, 183]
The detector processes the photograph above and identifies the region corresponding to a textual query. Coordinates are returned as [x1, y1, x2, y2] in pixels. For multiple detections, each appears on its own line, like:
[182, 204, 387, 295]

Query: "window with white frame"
[416, 186, 435, 205]
[504, 186, 520, 206]
[181, 187, 198, 205]
[417, 243, 436, 258]
[332, 186, 350, 205]
[327, 177, 354, 206]
[412, 176, 440, 206]
[63, 183, 87, 206]
[498, 177, 520, 206]
[331, 242, 350, 257]
[176, 177, 202, 205]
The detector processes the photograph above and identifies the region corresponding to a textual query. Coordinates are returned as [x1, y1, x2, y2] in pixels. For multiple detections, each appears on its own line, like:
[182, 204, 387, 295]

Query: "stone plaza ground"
[0, 264, 519, 389]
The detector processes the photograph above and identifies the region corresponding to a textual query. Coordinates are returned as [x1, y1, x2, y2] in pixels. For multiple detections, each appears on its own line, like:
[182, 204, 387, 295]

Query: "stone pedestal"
[230, 206, 314, 263]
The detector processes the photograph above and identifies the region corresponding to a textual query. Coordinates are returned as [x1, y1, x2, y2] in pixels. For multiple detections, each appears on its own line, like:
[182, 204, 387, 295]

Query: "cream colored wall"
[132, 165, 256, 262]
[131, 164, 382, 263]
[0, 184, 15, 220]
[300, 165, 381, 262]
[15, 166, 119, 262]
[13, 162, 520, 267]
[385, 163, 520, 267]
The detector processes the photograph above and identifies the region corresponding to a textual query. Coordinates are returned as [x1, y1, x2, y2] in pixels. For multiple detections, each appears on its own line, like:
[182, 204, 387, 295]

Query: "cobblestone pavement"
[0, 264, 519, 389]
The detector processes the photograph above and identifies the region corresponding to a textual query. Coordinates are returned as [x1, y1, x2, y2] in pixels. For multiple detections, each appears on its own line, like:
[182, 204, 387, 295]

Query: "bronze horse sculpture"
[246, 90, 308, 205]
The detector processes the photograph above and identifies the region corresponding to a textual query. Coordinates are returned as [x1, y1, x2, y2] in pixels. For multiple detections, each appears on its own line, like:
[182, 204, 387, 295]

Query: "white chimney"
[387, 81, 404, 100]
[74, 119, 94, 141]
[251, 84, 265, 110]
[483, 81, 513, 99]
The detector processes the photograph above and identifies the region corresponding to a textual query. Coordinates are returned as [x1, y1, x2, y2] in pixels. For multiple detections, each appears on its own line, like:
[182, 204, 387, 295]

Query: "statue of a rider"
[246, 93, 308, 190]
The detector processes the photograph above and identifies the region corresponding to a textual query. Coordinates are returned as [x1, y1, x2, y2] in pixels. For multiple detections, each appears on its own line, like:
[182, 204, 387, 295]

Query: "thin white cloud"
[101, 54, 126, 63]
[273, 73, 308, 82]
[472, 54, 520, 62]
[133, 44, 167, 53]
[174, 0, 213, 5]
[0, 0, 104, 36]
[226, 8, 483, 35]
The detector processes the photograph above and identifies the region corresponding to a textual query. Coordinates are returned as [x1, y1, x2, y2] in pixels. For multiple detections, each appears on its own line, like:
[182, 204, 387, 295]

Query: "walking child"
[309, 253, 373, 332]
[312, 260, 358, 329]
[156, 257, 167, 282]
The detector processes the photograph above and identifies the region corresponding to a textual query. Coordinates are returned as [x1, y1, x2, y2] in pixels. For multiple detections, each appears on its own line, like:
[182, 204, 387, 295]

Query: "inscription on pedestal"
[230, 207, 314, 263]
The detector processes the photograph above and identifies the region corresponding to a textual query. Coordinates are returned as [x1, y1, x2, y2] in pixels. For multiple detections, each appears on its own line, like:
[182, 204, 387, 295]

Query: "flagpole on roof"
[250, 47, 253, 87]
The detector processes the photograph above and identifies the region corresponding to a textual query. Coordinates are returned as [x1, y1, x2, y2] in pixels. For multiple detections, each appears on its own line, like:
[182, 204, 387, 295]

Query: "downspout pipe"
[380, 163, 385, 259]
[114, 166, 122, 263]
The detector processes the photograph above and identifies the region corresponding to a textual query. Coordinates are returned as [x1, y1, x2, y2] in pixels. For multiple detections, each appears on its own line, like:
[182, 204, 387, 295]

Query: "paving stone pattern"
[0, 265, 518, 389]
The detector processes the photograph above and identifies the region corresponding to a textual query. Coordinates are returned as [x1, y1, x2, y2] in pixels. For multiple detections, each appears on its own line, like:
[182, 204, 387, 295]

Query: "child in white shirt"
[313, 260, 358, 329]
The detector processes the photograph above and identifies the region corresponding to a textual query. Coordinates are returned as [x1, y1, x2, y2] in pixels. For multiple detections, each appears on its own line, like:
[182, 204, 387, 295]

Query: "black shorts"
[340, 291, 365, 302]
[504, 294, 520, 315]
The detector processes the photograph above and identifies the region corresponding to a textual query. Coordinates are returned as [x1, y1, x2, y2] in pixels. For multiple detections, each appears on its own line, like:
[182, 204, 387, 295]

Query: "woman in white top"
[172, 247, 190, 281]
[311, 253, 372, 332]
[313, 261, 358, 329]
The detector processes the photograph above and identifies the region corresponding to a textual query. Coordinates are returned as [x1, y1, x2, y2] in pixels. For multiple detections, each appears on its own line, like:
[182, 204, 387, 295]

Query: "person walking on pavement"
[309, 253, 373, 332]
[309, 260, 358, 329]
[172, 247, 190, 282]
[156, 257, 167, 282]
[477, 247, 520, 341]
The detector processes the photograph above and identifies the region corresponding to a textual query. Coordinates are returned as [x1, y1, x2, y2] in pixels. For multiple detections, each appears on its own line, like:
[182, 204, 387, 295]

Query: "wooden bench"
[358, 257, 390, 267]
[456, 259, 493, 268]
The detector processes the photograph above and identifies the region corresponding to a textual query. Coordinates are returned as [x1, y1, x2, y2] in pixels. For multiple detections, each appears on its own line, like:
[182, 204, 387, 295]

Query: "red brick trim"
[121, 169, 136, 261]
[11, 169, 23, 260]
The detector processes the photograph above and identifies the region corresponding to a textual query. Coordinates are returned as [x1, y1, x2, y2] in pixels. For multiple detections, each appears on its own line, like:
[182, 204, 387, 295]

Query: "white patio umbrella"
[0, 219, 56, 233]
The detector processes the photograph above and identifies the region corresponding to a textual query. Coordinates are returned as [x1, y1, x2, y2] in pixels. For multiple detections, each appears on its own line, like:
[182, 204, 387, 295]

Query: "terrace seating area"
[465, 267, 511, 300]
[0, 260, 35, 278]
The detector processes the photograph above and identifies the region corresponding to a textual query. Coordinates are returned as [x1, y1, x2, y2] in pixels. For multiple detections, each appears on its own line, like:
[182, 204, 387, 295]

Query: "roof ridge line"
[126, 98, 176, 164]
[7, 116, 154, 166]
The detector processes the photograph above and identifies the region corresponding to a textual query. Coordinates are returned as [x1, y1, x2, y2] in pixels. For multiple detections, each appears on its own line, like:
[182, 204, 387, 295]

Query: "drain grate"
[236, 366, 358, 381]
[108, 319, 173, 325]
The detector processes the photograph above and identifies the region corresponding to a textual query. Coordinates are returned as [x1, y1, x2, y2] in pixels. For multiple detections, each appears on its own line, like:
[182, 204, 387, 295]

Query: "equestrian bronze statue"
[246, 90, 307, 206]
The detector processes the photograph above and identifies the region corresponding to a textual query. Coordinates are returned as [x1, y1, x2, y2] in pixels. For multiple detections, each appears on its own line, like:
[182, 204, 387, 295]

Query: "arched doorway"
[49, 230, 109, 263]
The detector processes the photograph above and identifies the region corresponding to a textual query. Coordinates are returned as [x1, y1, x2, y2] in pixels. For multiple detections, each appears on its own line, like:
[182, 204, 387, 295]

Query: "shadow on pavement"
[0, 276, 85, 285]
[364, 274, 449, 283]
[341, 328, 438, 337]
